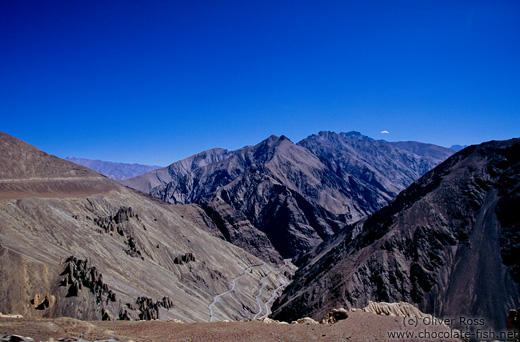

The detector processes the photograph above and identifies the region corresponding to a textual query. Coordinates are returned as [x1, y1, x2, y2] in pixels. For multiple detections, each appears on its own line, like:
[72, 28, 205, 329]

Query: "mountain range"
[64, 157, 162, 181]
[122, 131, 454, 259]
[4, 129, 515, 334]
[271, 138, 520, 332]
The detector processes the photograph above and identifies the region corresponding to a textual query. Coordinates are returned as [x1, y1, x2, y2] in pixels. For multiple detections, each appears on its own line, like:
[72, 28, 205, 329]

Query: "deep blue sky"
[1, 1, 519, 166]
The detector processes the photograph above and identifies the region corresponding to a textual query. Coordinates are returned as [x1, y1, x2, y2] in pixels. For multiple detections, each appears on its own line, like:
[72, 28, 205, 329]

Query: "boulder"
[321, 308, 349, 324]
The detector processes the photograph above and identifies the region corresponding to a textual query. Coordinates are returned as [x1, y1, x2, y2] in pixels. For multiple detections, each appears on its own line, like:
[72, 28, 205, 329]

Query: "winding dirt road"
[209, 261, 291, 322]
[209, 263, 266, 322]
[252, 262, 290, 320]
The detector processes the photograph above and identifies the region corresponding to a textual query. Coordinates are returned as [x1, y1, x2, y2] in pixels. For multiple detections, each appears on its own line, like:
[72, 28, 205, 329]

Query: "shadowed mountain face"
[148, 135, 351, 258]
[297, 132, 454, 214]
[0, 132, 289, 322]
[65, 157, 162, 181]
[271, 138, 520, 332]
[124, 132, 452, 259]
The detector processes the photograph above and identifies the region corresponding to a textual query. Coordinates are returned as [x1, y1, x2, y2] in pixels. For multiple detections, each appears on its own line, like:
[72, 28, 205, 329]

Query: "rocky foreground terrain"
[272, 138, 520, 333]
[0, 302, 465, 342]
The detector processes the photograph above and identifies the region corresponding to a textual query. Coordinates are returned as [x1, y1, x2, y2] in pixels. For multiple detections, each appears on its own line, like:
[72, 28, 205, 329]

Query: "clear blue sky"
[1, 1, 519, 166]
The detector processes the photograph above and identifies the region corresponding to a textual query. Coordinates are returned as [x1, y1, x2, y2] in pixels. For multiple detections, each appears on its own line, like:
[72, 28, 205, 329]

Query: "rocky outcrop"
[93, 207, 136, 235]
[52, 256, 118, 320]
[91, 207, 147, 259]
[173, 253, 195, 265]
[271, 139, 520, 332]
[30, 293, 54, 311]
[47, 257, 176, 321]
[321, 308, 349, 324]
[59, 256, 116, 304]
[135, 296, 173, 320]
[317, 302, 447, 325]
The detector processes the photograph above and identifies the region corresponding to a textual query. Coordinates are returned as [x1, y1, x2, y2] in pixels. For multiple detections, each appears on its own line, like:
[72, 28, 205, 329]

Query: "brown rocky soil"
[0, 310, 463, 342]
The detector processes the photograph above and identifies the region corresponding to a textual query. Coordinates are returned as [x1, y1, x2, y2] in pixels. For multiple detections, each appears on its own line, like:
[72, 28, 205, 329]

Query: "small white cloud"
[381, 130, 389, 134]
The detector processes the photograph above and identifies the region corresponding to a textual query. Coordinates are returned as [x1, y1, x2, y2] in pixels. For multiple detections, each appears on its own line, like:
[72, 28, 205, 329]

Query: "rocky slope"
[124, 132, 452, 259]
[271, 138, 520, 332]
[0, 132, 290, 322]
[65, 157, 162, 181]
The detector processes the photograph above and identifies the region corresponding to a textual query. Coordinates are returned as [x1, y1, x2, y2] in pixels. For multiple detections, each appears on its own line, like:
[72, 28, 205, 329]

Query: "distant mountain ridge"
[271, 138, 520, 332]
[385, 141, 457, 159]
[123, 131, 455, 259]
[65, 157, 162, 181]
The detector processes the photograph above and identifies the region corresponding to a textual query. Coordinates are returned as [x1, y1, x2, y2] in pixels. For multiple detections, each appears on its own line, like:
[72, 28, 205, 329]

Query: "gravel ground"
[0, 311, 464, 342]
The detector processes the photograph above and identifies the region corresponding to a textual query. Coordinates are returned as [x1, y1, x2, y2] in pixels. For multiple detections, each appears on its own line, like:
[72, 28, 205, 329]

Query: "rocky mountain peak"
[253, 134, 292, 155]
[262, 134, 282, 146]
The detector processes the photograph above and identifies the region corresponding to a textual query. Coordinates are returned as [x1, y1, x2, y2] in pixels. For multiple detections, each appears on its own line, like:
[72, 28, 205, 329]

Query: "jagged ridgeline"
[271, 138, 520, 332]
[122, 131, 453, 259]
